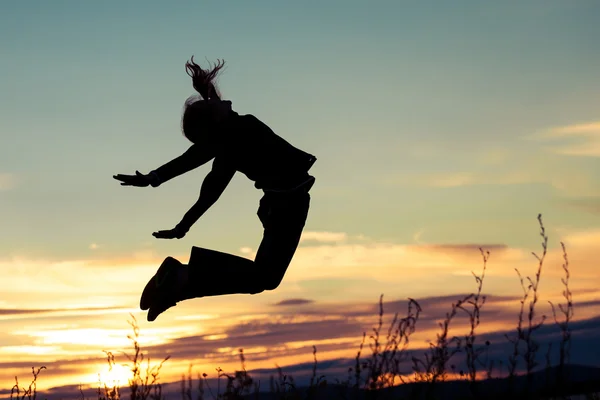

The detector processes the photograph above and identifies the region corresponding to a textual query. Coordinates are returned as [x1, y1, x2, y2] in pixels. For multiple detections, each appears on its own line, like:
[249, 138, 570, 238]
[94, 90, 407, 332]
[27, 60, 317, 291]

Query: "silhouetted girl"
[114, 57, 316, 321]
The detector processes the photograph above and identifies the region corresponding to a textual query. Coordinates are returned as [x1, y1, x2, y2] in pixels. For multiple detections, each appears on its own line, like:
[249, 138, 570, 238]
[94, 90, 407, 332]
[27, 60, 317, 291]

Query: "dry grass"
[8, 214, 600, 400]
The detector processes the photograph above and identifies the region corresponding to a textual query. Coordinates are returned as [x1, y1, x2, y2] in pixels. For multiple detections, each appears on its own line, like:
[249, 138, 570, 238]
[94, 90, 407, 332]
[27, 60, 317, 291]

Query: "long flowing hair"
[181, 57, 227, 142]
[185, 56, 225, 100]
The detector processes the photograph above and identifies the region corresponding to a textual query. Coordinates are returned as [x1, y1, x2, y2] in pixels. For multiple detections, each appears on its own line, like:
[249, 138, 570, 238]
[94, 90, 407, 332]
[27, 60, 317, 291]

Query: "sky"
[1, 0, 600, 395]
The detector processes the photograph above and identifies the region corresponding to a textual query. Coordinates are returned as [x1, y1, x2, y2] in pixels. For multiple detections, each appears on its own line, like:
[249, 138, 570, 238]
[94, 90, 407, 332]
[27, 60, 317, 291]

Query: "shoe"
[140, 256, 182, 311]
[147, 296, 178, 322]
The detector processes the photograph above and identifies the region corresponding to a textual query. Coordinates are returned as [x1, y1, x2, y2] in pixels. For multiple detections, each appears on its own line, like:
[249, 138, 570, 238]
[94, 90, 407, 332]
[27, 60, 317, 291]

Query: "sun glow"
[97, 363, 132, 388]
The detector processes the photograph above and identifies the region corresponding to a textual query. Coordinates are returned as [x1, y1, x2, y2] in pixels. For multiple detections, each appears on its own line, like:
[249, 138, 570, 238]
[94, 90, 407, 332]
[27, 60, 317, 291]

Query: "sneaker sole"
[140, 256, 180, 310]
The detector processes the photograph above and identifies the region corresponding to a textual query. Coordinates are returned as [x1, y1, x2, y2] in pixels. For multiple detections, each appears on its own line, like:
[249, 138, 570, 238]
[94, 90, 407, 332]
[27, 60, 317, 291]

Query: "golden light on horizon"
[90, 363, 132, 388]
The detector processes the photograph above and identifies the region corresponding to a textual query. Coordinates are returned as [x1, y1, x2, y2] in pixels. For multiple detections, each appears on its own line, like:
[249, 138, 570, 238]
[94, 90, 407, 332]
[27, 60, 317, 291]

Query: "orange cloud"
[533, 120, 600, 157]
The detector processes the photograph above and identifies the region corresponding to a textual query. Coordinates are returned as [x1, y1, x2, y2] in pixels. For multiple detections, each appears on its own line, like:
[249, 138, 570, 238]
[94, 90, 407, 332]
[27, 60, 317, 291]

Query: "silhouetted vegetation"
[8, 215, 600, 399]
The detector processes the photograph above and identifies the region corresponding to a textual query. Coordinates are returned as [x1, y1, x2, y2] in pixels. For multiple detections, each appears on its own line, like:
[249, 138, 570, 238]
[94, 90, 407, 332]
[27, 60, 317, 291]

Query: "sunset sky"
[1, 0, 600, 394]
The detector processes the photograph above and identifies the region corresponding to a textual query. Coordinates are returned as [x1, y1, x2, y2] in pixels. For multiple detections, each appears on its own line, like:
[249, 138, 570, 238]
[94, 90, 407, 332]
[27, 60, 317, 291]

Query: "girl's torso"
[214, 113, 316, 191]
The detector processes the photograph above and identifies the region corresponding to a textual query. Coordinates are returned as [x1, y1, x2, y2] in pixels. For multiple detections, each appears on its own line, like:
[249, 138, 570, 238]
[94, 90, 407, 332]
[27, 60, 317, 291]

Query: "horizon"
[1, 0, 599, 395]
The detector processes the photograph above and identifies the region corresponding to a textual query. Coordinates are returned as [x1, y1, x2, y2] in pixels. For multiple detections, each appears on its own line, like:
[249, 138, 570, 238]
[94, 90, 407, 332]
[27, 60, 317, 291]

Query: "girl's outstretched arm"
[175, 157, 236, 235]
[150, 144, 214, 187]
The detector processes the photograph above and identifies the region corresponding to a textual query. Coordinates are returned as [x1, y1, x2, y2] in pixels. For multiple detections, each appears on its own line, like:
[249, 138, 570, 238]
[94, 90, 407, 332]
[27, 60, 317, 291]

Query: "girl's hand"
[113, 171, 153, 187]
[152, 227, 186, 240]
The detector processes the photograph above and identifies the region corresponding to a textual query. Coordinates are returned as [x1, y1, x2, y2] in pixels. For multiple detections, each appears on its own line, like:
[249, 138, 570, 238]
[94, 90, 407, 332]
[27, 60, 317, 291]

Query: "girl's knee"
[253, 261, 289, 292]
[259, 273, 284, 291]
[263, 281, 281, 291]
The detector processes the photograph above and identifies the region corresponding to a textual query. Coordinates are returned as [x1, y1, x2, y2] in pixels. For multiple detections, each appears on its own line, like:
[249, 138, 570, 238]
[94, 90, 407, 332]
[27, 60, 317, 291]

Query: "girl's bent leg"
[253, 191, 310, 290]
[185, 247, 261, 297]
[182, 191, 310, 299]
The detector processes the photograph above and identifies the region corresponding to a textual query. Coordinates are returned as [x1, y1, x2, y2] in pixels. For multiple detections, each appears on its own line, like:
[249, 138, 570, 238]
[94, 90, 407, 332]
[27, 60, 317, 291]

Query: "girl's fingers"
[153, 230, 175, 239]
[114, 174, 134, 180]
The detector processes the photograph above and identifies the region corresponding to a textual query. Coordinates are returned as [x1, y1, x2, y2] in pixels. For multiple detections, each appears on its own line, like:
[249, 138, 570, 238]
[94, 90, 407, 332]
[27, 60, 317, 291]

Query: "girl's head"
[181, 57, 232, 143]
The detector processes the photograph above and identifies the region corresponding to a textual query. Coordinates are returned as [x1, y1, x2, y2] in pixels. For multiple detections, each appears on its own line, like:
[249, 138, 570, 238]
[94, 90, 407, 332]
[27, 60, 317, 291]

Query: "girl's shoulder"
[223, 113, 269, 134]
[239, 114, 276, 133]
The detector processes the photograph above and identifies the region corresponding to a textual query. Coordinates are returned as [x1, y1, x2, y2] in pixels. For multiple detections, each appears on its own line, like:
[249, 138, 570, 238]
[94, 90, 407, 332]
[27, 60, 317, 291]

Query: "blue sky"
[0, 0, 599, 391]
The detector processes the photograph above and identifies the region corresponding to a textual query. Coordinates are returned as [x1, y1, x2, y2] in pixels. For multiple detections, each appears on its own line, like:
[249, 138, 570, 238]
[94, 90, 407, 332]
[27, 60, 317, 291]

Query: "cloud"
[0, 173, 16, 190]
[0, 306, 123, 318]
[383, 121, 600, 195]
[1, 284, 599, 393]
[3, 225, 599, 314]
[563, 196, 600, 215]
[1, 227, 600, 391]
[272, 298, 314, 307]
[391, 166, 575, 189]
[300, 231, 348, 243]
[6, 291, 599, 393]
[132, 291, 600, 372]
[532, 121, 600, 157]
[546, 121, 600, 136]
[419, 244, 508, 253]
[424, 173, 478, 188]
[385, 159, 599, 197]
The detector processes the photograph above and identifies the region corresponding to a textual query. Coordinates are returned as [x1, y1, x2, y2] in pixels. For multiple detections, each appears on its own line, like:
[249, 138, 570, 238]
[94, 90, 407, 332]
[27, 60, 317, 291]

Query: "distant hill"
[237, 364, 600, 400]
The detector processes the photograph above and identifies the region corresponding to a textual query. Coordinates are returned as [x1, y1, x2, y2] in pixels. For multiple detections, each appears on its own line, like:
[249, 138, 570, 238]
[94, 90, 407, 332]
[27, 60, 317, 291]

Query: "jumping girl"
[113, 57, 316, 322]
